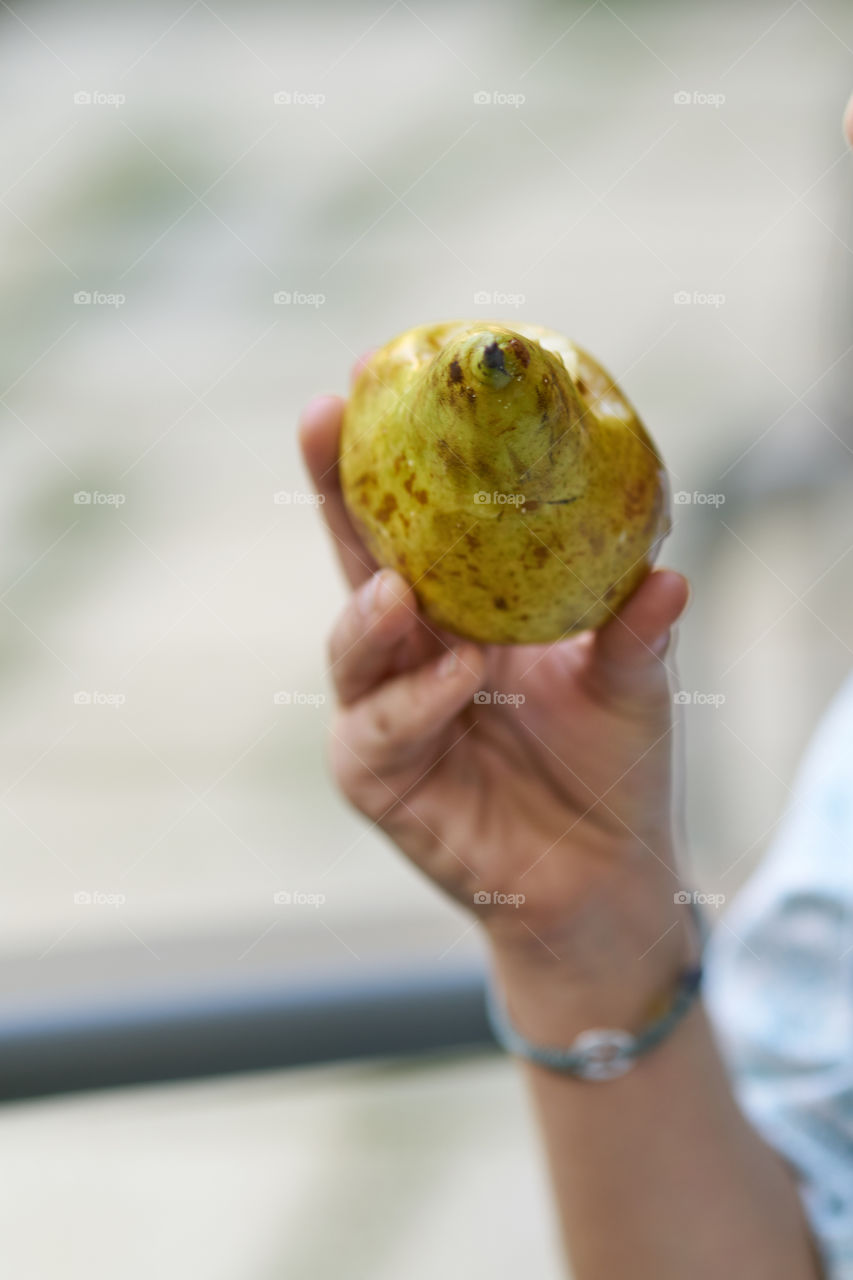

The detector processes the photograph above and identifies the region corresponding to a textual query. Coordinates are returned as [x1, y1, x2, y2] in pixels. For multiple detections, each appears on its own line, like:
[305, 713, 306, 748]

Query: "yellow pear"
[340, 320, 670, 645]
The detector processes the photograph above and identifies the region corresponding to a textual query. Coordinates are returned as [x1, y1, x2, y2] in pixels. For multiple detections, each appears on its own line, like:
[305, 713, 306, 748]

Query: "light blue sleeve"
[704, 673, 853, 1280]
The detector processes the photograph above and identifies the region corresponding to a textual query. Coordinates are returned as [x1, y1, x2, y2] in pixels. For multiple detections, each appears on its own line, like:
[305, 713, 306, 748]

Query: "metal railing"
[0, 957, 494, 1101]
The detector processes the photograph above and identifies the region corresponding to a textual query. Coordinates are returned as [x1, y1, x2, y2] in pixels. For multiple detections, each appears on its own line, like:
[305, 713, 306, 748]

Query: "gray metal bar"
[0, 963, 496, 1102]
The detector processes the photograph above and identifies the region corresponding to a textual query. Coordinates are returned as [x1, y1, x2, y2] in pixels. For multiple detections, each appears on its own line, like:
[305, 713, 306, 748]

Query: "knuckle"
[333, 759, 397, 821]
[327, 610, 356, 672]
[370, 705, 395, 740]
[334, 698, 410, 779]
[362, 696, 413, 759]
[328, 726, 374, 808]
[328, 614, 372, 697]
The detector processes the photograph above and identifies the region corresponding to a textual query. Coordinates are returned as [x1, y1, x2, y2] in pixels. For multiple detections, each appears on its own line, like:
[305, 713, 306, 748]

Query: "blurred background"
[2, 0, 853, 1275]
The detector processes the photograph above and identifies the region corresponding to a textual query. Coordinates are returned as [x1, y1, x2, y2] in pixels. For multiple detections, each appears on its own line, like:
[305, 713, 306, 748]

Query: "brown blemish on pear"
[374, 493, 397, 524]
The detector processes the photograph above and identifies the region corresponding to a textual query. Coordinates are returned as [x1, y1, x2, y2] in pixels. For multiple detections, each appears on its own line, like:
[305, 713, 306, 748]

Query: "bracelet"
[485, 901, 706, 1082]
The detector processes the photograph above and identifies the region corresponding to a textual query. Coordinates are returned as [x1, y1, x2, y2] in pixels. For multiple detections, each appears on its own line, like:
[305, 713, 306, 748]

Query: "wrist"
[485, 876, 702, 1045]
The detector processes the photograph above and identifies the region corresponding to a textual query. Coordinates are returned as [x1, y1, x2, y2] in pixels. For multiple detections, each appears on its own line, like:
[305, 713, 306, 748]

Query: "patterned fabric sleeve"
[704, 674, 853, 1280]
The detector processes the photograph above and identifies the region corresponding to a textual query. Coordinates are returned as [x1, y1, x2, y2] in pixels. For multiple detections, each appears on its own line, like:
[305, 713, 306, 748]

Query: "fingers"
[299, 394, 377, 588]
[586, 568, 690, 704]
[330, 569, 419, 705]
[334, 642, 485, 784]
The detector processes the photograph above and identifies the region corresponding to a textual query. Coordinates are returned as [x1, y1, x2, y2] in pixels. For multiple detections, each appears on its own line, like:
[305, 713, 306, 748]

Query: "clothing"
[705, 673, 853, 1279]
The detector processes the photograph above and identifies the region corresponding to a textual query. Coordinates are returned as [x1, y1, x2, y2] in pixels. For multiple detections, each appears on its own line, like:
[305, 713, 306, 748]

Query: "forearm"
[488, 891, 822, 1279]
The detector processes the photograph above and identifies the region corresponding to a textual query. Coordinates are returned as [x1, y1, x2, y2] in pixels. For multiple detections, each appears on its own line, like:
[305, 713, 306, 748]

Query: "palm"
[374, 618, 675, 914]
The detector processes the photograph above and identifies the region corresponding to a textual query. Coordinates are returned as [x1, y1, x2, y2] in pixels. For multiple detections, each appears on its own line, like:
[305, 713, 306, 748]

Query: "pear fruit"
[339, 320, 670, 645]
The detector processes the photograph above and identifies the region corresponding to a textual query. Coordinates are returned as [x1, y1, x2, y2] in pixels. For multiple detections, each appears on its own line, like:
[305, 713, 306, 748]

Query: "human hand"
[300, 380, 694, 1028]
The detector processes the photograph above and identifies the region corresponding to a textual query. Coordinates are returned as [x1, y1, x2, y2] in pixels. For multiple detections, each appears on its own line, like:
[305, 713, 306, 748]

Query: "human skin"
[300, 382, 821, 1278]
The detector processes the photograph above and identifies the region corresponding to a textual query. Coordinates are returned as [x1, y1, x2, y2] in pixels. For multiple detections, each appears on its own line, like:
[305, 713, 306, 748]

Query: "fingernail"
[650, 629, 671, 656]
[357, 576, 377, 617]
[303, 393, 341, 424]
[438, 648, 459, 677]
[358, 571, 392, 618]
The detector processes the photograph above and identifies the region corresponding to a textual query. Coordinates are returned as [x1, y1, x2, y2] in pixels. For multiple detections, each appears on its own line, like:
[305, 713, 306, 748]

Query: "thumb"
[588, 568, 690, 700]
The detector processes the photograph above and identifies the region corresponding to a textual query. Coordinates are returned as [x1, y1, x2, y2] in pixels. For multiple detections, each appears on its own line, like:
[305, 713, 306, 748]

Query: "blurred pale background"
[2, 0, 853, 1276]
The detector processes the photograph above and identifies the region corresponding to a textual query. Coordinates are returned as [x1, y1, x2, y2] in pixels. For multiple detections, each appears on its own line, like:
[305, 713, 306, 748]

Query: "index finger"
[299, 392, 377, 588]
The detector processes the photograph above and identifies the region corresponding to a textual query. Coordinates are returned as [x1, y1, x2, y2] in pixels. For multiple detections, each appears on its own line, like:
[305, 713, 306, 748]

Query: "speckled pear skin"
[340, 320, 670, 645]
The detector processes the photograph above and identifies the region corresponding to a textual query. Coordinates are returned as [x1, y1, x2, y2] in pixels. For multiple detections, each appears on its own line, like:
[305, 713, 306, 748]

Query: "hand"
[300, 381, 694, 1025]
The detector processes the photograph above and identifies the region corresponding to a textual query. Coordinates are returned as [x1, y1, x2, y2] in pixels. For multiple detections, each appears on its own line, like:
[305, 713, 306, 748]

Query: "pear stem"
[477, 339, 513, 389]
